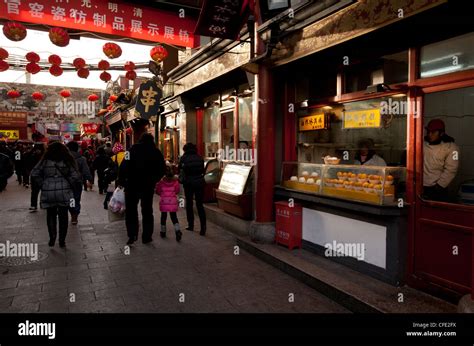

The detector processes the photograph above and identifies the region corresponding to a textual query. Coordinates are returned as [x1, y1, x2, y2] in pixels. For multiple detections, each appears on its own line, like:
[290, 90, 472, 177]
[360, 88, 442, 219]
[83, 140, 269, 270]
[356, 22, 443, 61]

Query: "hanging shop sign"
[61, 123, 81, 133]
[81, 123, 99, 136]
[0, 111, 28, 127]
[134, 80, 162, 121]
[342, 109, 381, 129]
[298, 113, 328, 131]
[194, 0, 251, 40]
[0, 0, 196, 48]
[0, 129, 19, 140]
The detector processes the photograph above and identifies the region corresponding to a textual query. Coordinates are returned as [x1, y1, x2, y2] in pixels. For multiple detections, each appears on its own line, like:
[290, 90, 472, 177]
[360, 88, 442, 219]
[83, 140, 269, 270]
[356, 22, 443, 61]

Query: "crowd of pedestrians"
[0, 135, 207, 249]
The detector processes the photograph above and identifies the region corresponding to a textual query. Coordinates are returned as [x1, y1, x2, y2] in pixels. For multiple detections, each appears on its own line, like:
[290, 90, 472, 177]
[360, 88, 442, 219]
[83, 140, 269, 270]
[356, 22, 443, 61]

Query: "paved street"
[0, 177, 349, 313]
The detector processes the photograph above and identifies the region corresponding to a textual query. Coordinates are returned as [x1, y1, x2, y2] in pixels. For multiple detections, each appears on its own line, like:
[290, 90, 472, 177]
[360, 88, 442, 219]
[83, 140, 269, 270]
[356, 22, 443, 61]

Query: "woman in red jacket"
[155, 165, 182, 242]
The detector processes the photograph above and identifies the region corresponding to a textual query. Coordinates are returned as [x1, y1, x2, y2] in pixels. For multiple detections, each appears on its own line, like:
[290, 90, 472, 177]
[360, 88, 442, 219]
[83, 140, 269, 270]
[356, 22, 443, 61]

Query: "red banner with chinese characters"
[0, 111, 28, 127]
[0, 0, 196, 47]
[80, 122, 99, 136]
[194, 0, 251, 40]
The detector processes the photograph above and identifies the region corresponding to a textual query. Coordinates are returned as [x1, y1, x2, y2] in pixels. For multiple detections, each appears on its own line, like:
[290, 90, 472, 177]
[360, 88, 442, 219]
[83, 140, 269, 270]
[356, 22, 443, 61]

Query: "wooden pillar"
[283, 80, 297, 162]
[196, 108, 204, 156]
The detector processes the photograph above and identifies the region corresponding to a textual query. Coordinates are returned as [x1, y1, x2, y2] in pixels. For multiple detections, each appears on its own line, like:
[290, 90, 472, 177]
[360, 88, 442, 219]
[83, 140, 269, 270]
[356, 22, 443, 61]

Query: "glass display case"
[280, 162, 406, 206]
[281, 162, 323, 194]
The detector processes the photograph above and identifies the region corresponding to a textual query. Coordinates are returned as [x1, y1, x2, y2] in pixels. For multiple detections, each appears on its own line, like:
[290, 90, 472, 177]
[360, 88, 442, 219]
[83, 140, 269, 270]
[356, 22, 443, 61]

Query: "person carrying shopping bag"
[155, 165, 182, 242]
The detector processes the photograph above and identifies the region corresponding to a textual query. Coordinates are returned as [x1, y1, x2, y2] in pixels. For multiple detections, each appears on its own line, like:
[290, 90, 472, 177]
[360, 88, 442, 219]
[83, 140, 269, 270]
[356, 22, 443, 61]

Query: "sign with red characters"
[0, 0, 197, 47]
[80, 123, 99, 136]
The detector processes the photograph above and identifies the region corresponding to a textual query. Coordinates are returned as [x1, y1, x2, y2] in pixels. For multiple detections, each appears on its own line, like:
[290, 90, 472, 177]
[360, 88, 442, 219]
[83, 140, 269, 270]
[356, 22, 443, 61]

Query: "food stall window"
[420, 32, 474, 78]
[203, 105, 220, 158]
[238, 96, 253, 149]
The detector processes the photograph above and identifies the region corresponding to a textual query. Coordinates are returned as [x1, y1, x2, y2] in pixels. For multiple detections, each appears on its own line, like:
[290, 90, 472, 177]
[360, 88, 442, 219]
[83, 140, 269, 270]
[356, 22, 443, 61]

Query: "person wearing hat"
[423, 118, 459, 202]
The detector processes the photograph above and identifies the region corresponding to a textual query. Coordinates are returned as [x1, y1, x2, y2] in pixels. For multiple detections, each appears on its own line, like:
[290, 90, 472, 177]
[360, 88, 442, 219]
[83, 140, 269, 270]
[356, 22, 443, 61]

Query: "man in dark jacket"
[118, 133, 165, 245]
[179, 143, 206, 235]
[66, 141, 93, 224]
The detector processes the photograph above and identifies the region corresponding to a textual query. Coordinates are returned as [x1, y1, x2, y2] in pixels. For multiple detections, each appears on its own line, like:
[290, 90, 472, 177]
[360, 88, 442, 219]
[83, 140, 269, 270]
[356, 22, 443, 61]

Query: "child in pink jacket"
[155, 166, 182, 242]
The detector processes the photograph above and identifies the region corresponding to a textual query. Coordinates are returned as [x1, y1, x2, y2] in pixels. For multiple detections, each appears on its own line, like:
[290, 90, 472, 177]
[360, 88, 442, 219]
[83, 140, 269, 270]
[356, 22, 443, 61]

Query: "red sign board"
[194, 0, 250, 40]
[0, 0, 196, 47]
[81, 123, 99, 136]
[0, 111, 28, 127]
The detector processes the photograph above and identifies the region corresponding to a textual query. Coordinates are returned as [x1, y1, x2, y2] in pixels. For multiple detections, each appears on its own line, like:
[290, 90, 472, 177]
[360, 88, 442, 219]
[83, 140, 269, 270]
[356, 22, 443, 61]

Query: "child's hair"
[165, 165, 174, 179]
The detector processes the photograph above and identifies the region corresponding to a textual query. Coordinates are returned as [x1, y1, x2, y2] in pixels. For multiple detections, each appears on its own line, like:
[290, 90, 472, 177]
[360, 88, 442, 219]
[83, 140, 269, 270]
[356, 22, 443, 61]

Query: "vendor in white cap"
[423, 118, 459, 202]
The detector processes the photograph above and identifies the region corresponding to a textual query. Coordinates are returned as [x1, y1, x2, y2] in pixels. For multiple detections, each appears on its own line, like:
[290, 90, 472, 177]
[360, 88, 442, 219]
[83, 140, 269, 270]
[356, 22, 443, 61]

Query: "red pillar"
[255, 64, 275, 223]
[283, 80, 297, 162]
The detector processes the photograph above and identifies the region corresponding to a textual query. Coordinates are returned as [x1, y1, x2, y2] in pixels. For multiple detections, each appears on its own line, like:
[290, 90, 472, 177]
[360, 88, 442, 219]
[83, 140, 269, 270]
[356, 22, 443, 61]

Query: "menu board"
[343, 108, 381, 129]
[0, 111, 28, 127]
[0, 129, 19, 140]
[218, 164, 252, 195]
[299, 113, 327, 131]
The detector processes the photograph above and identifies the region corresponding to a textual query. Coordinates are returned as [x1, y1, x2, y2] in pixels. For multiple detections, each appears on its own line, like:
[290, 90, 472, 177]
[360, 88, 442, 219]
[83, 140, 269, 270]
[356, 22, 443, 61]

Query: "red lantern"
[26, 62, 41, 74]
[3, 22, 27, 42]
[26, 52, 40, 63]
[0, 60, 9, 72]
[100, 71, 111, 82]
[103, 42, 122, 59]
[32, 92, 44, 101]
[49, 65, 63, 77]
[49, 27, 70, 47]
[98, 60, 110, 70]
[73, 58, 86, 69]
[88, 94, 99, 102]
[0, 48, 8, 60]
[150, 45, 168, 62]
[59, 89, 71, 98]
[124, 61, 135, 71]
[125, 70, 137, 80]
[48, 54, 62, 65]
[77, 68, 90, 79]
[109, 95, 118, 102]
[7, 90, 21, 98]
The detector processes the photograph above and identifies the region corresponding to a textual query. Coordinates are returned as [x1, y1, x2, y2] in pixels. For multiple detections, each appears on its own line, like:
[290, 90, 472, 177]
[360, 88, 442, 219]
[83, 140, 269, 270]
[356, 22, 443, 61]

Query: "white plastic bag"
[108, 187, 126, 214]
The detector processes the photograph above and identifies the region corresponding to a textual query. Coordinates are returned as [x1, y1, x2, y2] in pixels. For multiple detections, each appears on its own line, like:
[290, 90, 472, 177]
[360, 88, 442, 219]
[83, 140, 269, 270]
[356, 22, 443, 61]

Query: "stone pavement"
[0, 177, 349, 313]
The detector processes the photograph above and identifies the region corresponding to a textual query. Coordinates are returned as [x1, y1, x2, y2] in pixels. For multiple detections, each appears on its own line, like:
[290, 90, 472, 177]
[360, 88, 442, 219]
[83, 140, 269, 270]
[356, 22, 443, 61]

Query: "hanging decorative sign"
[49, 27, 70, 47]
[0, 0, 196, 47]
[342, 108, 382, 129]
[2, 21, 27, 41]
[103, 42, 122, 59]
[298, 113, 328, 131]
[80, 123, 99, 136]
[134, 79, 162, 120]
[194, 0, 251, 40]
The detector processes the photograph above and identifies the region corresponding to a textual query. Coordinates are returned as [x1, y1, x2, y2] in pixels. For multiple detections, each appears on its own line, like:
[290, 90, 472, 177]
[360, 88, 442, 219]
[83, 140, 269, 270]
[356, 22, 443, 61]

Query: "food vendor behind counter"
[353, 138, 387, 166]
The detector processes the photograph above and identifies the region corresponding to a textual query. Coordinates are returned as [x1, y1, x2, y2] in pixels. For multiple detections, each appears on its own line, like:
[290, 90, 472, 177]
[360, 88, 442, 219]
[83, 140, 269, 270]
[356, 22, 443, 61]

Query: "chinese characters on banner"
[299, 114, 327, 131]
[194, 0, 250, 40]
[81, 123, 99, 136]
[0, 0, 196, 47]
[343, 109, 382, 129]
[0, 111, 28, 127]
[134, 80, 162, 120]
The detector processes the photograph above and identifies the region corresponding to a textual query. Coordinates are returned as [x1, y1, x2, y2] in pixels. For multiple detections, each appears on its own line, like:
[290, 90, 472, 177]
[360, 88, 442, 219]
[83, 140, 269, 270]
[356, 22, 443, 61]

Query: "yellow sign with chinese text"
[343, 109, 381, 129]
[299, 114, 326, 131]
[0, 130, 19, 140]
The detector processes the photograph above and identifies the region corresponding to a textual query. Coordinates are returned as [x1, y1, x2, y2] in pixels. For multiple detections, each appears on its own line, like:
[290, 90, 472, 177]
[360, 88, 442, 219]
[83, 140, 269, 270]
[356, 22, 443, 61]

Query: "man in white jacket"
[423, 119, 459, 202]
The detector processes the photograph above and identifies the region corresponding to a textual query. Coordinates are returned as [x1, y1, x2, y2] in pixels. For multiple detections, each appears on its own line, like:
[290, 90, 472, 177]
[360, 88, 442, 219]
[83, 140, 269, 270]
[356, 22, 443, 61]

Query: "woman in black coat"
[31, 142, 80, 248]
[179, 143, 206, 235]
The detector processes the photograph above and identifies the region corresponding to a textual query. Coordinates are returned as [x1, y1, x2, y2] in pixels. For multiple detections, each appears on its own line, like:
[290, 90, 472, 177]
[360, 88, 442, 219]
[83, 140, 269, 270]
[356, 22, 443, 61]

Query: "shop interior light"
[322, 105, 333, 110]
[392, 93, 406, 98]
[420, 64, 464, 77]
[300, 100, 308, 108]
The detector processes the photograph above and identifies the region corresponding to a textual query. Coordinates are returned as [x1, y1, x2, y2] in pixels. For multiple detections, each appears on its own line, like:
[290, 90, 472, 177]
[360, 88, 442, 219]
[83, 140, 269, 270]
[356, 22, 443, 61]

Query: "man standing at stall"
[423, 119, 459, 202]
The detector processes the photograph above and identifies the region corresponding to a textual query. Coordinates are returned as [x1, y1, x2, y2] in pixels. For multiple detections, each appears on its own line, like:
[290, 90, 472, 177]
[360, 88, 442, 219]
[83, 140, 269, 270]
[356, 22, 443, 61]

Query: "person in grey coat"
[31, 142, 80, 248]
[66, 141, 92, 225]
